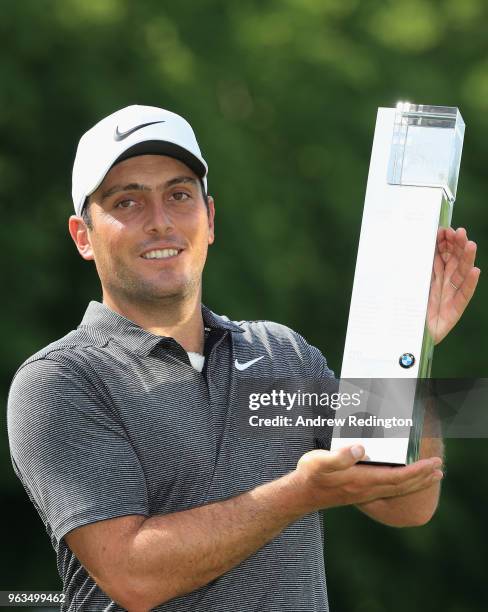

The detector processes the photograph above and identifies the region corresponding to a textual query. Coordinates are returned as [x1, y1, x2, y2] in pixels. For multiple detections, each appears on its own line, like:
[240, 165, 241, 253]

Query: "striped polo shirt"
[7, 301, 334, 612]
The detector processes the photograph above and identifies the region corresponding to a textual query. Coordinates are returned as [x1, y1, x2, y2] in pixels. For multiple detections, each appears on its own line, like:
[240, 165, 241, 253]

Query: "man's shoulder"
[222, 313, 333, 372]
[205, 306, 305, 347]
[13, 325, 106, 380]
[7, 327, 105, 420]
[232, 316, 307, 345]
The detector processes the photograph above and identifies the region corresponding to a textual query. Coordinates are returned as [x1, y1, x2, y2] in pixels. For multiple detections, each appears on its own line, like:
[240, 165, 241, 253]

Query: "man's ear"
[207, 196, 215, 245]
[68, 215, 95, 261]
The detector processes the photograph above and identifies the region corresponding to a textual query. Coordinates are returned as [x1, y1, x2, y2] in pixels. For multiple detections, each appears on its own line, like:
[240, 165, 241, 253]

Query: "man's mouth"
[141, 248, 181, 260]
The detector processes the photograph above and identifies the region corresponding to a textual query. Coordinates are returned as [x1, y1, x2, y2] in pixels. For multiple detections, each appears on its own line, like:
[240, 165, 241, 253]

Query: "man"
[7, 105, 480, 612]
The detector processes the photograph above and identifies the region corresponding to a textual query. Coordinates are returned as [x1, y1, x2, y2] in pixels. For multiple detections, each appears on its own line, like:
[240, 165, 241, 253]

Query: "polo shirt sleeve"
[7, 357, 149, 546]
[284, 326, 335, 380]
[291, 330, 337, 450]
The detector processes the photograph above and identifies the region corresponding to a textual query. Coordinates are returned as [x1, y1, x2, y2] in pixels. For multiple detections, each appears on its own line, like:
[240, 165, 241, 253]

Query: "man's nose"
[143, 198, 174, 235]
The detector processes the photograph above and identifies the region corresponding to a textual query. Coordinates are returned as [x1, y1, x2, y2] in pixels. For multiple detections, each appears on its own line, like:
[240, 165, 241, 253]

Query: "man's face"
[71, 155, 215, 306]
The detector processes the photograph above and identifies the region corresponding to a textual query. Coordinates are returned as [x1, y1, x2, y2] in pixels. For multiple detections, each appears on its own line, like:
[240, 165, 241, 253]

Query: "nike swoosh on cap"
[114, 120, 166, 141]
[235, 356, 265, 371]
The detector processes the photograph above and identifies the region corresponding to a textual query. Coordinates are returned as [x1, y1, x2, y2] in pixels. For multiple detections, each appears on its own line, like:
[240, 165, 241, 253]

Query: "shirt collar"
[78, 300, 243, 356]
[201, 304, 244, 334]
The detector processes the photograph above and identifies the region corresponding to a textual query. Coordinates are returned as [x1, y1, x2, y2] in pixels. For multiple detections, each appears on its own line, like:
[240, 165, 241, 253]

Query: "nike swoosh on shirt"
[114, 120, 166, 141]
[235, 356, 265, 371]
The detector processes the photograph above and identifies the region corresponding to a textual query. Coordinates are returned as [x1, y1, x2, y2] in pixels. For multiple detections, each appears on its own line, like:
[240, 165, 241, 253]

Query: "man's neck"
[102, 291, 205, 354]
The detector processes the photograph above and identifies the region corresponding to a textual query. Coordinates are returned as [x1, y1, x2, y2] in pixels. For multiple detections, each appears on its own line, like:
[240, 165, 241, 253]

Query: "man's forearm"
[356, 436, 444, 527]
[72, 445, 440, 610]
[121, 472, 306, 611]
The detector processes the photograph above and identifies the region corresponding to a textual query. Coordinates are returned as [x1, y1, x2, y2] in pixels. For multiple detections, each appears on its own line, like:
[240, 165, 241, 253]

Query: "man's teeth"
[142, 249, 179, 259]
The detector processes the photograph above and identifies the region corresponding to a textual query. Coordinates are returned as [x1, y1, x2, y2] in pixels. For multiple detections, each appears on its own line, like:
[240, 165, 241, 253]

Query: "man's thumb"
[297, 445, 365, 472]
[329, 444, 365, 469]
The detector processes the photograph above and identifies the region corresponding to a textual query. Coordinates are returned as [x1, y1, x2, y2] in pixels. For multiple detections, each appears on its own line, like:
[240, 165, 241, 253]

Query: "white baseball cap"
[72, 104, 208, 216]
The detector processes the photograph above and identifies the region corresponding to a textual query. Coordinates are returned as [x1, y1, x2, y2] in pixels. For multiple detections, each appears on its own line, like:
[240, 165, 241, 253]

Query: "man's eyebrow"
[100, 177, 198, 201]
[101, 183, 150, 201]
[164, 176, 199, 189]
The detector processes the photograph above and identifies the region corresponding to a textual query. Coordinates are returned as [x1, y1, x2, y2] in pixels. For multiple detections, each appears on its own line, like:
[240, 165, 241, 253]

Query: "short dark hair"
[81, 177, 209, 230]
[81, 198, 93, 229]
[199, 178, 210, 211]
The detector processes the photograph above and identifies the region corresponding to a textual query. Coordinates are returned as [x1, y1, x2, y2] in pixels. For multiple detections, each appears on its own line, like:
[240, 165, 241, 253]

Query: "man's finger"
[380, 468, 443, 499]
[454, 266, 481, 314]
[349, 457, 437, 488]
[387, 457, 442, 495]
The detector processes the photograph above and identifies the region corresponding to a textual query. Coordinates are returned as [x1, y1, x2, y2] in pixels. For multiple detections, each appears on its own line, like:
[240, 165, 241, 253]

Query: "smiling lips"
[141, 248, 182, 260]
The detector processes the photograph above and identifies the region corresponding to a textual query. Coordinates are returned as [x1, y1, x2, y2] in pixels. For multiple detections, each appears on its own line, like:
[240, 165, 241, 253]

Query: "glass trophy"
[330, 103, 465, 465]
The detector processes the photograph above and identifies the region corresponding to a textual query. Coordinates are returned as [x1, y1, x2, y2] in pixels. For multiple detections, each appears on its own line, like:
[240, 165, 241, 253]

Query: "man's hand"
[63, 445, 441, 610]
[355, 435, 444, 527]
[428, 227, 480, 344]
[292, 445, 443, 515]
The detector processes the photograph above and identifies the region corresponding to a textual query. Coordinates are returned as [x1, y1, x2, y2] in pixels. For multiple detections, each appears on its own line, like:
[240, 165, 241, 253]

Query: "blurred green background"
[1, 0, 487, 610]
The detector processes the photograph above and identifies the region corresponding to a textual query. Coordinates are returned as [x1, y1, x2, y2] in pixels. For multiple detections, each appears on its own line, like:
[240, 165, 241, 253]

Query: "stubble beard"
[101, 256, 201, 310]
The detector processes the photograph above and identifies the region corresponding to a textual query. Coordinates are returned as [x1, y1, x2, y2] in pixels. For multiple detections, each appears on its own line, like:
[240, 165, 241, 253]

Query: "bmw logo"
[399, 353, 415, 368]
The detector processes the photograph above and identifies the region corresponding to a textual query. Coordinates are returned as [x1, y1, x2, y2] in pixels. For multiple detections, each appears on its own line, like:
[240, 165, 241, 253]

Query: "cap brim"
[112, 140, 207, 179]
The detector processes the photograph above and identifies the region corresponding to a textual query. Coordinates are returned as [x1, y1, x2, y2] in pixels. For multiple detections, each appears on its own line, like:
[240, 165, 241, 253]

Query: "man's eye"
[115, 199, 136, 209]
[171, 191, 190, 202]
